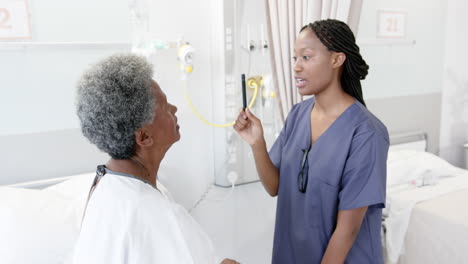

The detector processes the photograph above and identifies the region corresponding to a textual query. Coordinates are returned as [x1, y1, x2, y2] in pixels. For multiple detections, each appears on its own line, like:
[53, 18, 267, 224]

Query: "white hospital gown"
[69, 172, 219, 264]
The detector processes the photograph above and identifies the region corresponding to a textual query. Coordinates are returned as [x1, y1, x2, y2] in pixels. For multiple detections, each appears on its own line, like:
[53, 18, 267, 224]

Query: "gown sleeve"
[338, 131, 389, 211]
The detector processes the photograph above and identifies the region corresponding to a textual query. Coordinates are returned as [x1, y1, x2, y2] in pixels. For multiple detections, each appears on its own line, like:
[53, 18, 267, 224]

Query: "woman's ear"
[332, 52, 346, 69]
[135, 128, 153, 148]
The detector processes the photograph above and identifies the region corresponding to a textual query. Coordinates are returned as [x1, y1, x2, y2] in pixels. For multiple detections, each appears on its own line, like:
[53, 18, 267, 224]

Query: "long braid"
[300, 19, 368, 107]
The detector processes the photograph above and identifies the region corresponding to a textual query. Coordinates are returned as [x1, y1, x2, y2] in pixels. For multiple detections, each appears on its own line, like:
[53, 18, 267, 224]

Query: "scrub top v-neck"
[269, 97, 389, 264]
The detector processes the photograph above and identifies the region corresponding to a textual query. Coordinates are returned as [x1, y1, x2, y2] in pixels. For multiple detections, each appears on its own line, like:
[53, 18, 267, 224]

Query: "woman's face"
[293, 27, 335, 96]
[148, 80, 180, 147]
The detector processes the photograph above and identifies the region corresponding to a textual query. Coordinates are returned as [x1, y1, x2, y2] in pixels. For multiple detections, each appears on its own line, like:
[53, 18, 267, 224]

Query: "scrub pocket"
[304, 178, 337, 228]
[319, 180, 339, 237]
[305, 178, 339, 229]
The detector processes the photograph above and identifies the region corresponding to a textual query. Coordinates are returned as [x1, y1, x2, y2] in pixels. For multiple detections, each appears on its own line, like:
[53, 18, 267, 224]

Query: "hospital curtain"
[439, 0, 468, 167]
[264, 0, 363, 122]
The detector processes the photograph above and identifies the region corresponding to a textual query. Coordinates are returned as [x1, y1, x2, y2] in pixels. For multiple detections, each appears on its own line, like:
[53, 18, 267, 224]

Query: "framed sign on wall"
[377, 10, 407, 38]
[0, 0, 31, 39]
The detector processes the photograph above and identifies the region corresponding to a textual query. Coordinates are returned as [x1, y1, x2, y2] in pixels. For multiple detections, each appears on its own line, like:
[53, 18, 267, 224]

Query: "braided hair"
[300, 19, 368, 107]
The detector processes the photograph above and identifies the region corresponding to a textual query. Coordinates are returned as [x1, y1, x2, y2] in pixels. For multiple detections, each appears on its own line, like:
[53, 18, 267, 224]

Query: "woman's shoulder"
[351, 102, 389, 144]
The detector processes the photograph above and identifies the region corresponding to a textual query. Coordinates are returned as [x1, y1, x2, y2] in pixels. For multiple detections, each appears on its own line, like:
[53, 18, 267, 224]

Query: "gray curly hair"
[76, 53, 155, 159]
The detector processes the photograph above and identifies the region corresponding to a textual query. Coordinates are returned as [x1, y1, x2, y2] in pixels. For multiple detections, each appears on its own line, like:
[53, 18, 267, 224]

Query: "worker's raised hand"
[233, 108, 264, 147]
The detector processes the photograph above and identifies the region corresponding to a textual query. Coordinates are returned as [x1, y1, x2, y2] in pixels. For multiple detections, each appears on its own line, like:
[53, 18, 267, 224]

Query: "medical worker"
[234, 19, 389, 264]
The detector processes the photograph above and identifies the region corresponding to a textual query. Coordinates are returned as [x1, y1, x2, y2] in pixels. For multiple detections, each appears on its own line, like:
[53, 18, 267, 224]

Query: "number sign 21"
[378, 10, 406, 38]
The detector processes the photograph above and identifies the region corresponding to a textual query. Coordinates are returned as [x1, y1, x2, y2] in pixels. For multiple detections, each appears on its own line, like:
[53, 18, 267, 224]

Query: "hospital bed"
[384, 132, 468, 264]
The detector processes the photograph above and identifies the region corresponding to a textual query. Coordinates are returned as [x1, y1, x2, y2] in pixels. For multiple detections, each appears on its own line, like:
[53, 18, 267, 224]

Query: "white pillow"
[0, 174, 94, 264]
[386, 150, 458, 187]
[45, 173, 95, 198]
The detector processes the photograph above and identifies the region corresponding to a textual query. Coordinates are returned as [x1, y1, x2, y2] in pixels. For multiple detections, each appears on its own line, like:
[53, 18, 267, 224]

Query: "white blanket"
[384, 168, 468, 263]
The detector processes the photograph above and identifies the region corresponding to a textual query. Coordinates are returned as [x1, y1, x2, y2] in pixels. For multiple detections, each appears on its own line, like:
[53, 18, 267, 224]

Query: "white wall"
[29, 1, 130, 42]
[439, 0, 468, 167]
[0, 0, 131, 136]
[356, 0, 448, 154]
[357, 0, 447, 99]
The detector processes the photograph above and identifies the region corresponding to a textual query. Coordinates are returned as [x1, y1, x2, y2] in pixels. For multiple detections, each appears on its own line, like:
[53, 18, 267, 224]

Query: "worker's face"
[293, 28, 337, 96]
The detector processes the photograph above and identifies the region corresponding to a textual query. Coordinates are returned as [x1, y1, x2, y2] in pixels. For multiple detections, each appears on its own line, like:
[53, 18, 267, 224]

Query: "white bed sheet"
[384, 148, 468, 263]
[392, 188, 468, 264]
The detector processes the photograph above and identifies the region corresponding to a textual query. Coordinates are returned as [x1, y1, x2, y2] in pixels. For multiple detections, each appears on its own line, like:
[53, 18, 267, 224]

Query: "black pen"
[242, 74, 247, 110]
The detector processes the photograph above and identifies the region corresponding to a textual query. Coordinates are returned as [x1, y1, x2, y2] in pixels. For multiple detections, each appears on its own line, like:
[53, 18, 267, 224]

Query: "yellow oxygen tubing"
[183, 80, 259, 128]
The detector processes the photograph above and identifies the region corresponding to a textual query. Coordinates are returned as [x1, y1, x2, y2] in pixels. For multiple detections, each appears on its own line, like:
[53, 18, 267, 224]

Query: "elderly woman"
[70, 54, 238, 264]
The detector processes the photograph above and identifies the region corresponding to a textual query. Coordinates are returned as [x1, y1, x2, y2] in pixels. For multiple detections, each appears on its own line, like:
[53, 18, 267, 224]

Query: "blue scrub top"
[269, 97, 389, 264]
